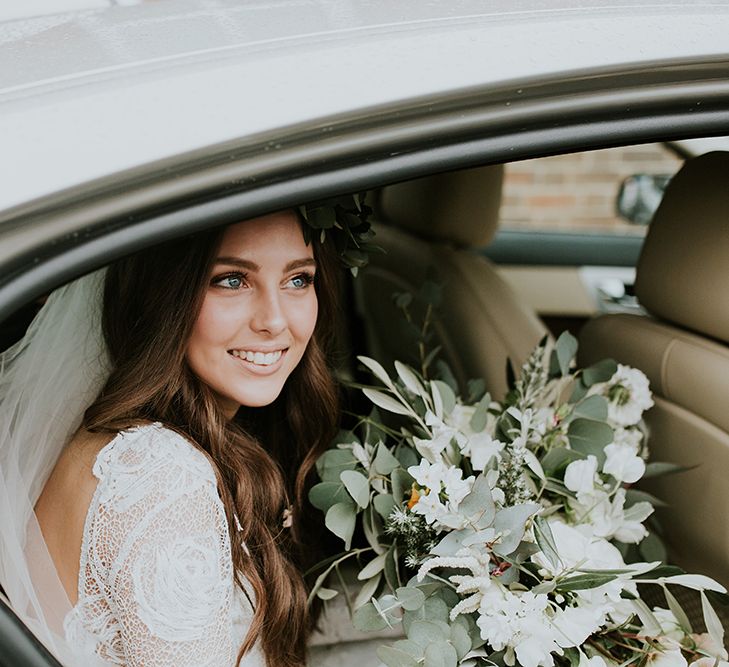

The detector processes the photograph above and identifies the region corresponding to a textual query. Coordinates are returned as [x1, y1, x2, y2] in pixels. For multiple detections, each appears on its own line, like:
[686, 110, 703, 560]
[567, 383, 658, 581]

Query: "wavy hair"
[83, 215, 340, 666]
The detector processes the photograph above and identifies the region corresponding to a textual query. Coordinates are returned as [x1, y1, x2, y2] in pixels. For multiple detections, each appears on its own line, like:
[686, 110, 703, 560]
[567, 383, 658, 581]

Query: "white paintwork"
[1, 1, 728, 213]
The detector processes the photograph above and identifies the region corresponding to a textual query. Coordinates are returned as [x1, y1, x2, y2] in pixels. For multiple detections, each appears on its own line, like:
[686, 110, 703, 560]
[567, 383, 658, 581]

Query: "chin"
[231, 383, 286, 409]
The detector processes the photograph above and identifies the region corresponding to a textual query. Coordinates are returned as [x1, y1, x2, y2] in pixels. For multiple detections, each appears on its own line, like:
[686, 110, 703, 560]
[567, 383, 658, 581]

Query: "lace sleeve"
[85, 424, 237, 667]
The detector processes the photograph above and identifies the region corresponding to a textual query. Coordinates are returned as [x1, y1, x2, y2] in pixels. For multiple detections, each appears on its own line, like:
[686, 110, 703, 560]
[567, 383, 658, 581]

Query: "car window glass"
[499, 143, 682, 236]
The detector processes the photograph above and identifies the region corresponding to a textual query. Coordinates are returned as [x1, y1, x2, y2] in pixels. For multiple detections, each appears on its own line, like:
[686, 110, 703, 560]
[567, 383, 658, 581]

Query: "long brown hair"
[83, 215, 341, 666]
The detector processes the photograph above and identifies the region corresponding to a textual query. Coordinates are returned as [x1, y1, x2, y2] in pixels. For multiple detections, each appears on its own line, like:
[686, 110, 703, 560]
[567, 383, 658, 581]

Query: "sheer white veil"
[0, 269, 111, 664]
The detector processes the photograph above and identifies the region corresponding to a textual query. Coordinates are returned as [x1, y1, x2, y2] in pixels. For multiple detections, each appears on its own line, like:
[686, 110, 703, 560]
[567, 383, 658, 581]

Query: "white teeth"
[231, 349, 283, 366]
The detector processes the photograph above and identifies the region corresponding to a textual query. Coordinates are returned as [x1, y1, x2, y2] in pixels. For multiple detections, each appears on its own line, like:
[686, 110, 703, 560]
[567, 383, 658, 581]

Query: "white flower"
[442, 465, 473, 505]
[350, 442, 372, 468]
[552, 603, 608, 647]
[468, 432, 505, 471]
[579, 656, 608, 667]
[447, 403, 477, 433]
[690, 659, 729, 667]
[603, 443, 646, 483]
[564, 456, 599, 495]
[590, 364, 654, 427]
[531, 520, 630, 604]
[477, 585, 561, 667]
[407, 459, 474, 529]
[692, 632, 729, 660]
[570, 488, 652, 544]
[612, 427, 643, 452]
[408, 458, 444, 490]
[648, 638, 688, 667]
[413, 489, 449, 525]
[652, 608, 685, 642]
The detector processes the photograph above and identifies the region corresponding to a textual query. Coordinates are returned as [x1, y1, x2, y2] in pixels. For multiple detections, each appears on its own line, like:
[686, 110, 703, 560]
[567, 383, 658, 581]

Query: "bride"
[0, 209, 344, 666]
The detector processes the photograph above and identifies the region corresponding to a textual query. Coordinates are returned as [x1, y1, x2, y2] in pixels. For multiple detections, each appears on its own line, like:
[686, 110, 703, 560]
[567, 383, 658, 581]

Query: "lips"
[229, 348, 286, 367]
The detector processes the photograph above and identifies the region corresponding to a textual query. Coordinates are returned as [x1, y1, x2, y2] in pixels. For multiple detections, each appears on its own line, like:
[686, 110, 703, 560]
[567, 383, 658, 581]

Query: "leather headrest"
[375, 164, 504, 248]
[636, 151, 729, 343]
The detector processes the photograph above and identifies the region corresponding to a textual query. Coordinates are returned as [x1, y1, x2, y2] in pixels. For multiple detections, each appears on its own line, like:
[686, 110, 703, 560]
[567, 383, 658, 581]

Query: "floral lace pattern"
[64, 423, 263, 666]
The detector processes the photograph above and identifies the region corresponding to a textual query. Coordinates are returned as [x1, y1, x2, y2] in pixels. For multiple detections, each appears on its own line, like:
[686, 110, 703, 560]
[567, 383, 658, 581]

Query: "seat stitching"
[660, 337, 678, 401]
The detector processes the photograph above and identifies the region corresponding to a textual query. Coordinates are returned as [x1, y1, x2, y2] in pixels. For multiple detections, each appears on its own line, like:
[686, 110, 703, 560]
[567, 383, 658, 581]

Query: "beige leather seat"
[356, 165, 547, 400]
[578, 151, 729, 589]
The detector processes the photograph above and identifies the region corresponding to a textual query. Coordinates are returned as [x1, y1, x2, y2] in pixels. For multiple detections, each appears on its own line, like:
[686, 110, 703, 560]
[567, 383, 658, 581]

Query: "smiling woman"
[1, 210, 343, 667]
[188, 212, 319, 414]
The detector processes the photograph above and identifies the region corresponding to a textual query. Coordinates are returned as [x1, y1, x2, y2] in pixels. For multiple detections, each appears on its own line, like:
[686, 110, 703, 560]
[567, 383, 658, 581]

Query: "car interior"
[313, 147, 729, 658]
[2, 145, 728, 661]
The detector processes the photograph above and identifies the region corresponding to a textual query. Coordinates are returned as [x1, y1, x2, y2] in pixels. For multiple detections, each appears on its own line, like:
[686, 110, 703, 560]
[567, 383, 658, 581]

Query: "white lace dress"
[63, 423, 264, 667]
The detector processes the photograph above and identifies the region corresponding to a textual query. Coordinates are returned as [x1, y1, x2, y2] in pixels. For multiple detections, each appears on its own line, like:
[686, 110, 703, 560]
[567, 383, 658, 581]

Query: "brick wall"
[499, 143, 682, 234]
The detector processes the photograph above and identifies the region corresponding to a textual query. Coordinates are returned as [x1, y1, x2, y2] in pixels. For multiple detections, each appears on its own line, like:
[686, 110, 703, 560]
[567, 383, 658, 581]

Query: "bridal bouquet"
[309, 332, 728, 667]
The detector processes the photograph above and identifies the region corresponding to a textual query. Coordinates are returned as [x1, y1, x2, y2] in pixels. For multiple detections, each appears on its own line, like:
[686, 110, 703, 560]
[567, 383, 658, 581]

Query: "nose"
[250, 286, 286, 336]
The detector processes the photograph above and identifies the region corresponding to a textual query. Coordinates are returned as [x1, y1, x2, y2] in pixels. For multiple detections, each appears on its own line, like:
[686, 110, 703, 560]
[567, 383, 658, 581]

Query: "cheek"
[291, 293, 318, 345]
[188, 296, 241, 356]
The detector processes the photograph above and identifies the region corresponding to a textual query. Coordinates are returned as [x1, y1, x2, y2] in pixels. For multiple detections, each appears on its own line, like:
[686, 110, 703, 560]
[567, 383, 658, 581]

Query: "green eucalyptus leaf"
[541, 447, 583, 475]
[434, 360, 459, 394]
[431, 528, 476, 557]
[467, 378, 487, 403]
[701, 591, 726, 648]
[493, 503, 540, 557]
[354, 572, 382, 610]
[374, 493, 396, 520]
[363, 387, 412, 416]
[395, 361, 428, 398]
[384, 545, 400, 591]
[374, 444, 400, 476]
[553, 330, 578, 377]
[569, 380, 589, 403]
[307, 206, 337, 229]
[353, 601, 390, 632]
[316, 449, 358, 483]
[557, 573, 618, 591]
[325, 501, 357, 549]
[424, 640, 458, 667]
[533, 516, 562, 570]
[396, 586, 426, 611]
[392, 468, 414, 504]
[582, 358, 618, 386]
[431, 380, 457, 416]
[408, 620, 449, 648]
[316, 586, 338, 600]
[377, 645, 419, 667]
[403, 596, 450, 634]
[308, 482, 349, 512]
[392, 639, 424, 659]
[359, 552, 388, 580]
[469, 393, 492, 433]
[567, 419, 613, 463]
[569, 394, 608, 422]
[625, 488, 667, 508]
[639, 531, 667, 562]
[643, 461, 693, 478]
[658, 574, 726, 593]
[358, 355, 395, 389]
[341, 469, 370, 508]
[662, 585, 693, 633]
[396, 445, 419, 470]
[458, 474, 496, 528]
[362, 504, 386, 554]
[449, 622, 472, 660]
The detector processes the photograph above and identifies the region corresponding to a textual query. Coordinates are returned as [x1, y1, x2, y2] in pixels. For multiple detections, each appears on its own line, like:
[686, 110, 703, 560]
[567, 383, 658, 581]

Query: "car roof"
[1, 0, 729, 214]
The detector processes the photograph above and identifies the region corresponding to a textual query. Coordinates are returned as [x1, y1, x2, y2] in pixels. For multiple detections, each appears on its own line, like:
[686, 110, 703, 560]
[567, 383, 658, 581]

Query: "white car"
[1, 1, 729, 664]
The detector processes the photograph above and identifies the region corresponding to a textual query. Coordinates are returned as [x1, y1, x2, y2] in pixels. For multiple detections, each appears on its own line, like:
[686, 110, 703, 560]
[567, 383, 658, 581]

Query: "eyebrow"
[215, 256, 316, 272]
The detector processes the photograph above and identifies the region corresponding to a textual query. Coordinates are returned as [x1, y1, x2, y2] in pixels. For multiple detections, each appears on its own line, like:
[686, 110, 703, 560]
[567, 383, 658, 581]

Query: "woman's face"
[186, 211, 318, 416]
